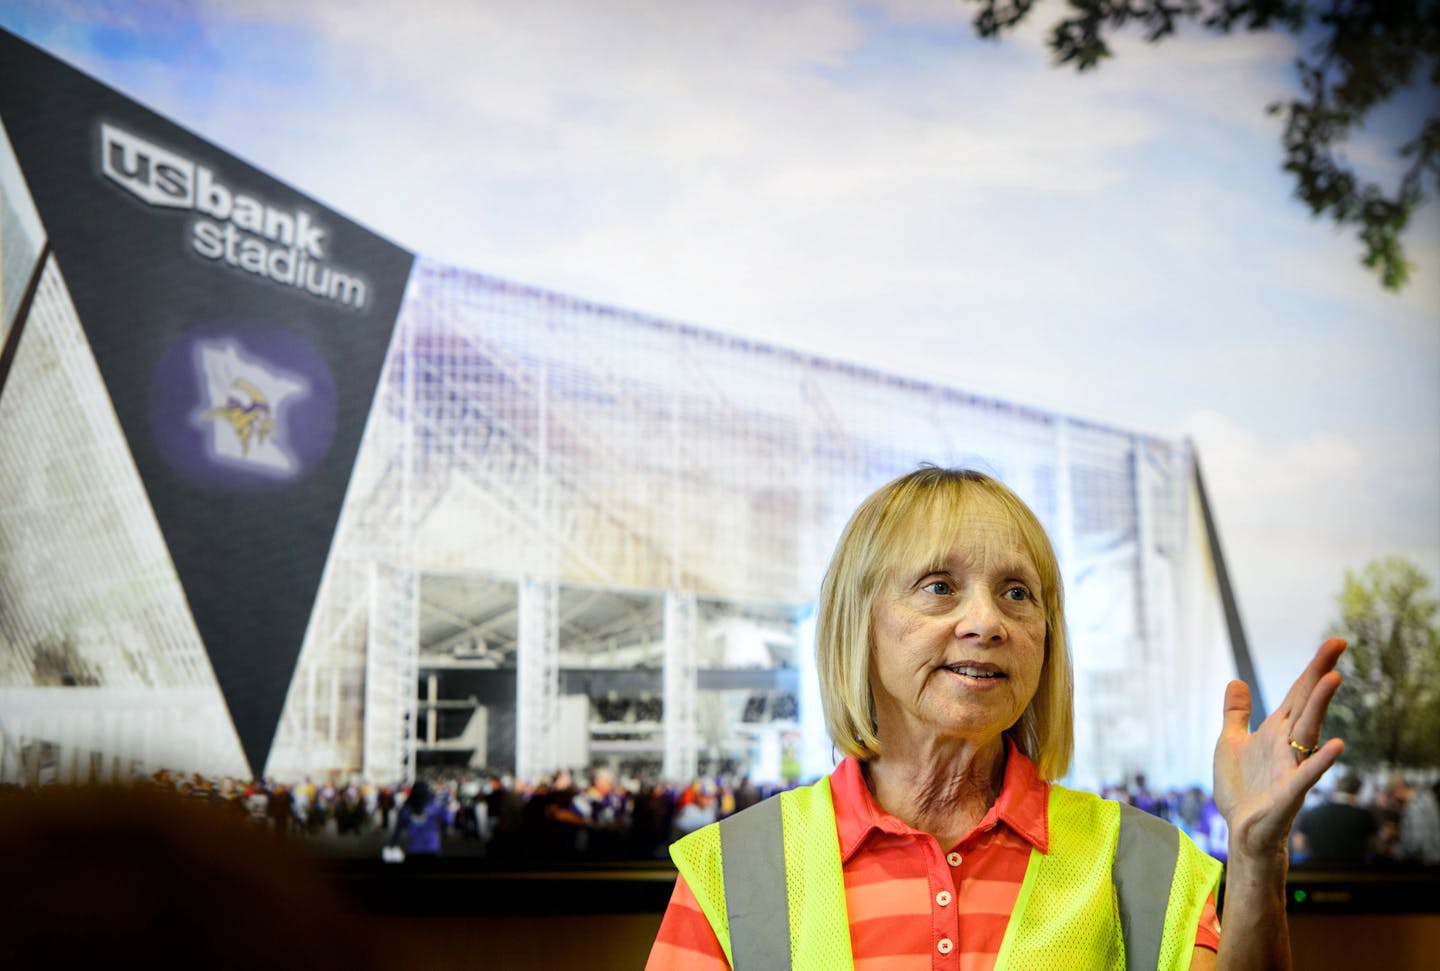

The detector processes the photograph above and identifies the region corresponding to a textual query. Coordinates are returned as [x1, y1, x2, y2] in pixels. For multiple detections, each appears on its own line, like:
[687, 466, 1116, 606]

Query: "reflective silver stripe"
[719, 795, 792, 971]
[1114, 802, 1179, 971]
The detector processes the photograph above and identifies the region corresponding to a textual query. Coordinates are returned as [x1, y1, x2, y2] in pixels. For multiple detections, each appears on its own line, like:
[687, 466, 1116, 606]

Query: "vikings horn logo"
[203, 378, 275, 455]
[192, 339, 307, 476]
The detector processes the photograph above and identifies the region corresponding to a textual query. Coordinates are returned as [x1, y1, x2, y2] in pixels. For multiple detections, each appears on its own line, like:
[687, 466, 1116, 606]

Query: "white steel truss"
[3, 241, 1239, 789]
[515, 578, 559, 781]
[662, 592, 698, 782]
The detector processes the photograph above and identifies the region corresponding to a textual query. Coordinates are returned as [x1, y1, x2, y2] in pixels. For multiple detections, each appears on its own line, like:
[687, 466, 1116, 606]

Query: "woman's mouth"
[942, 663, 1004, 680]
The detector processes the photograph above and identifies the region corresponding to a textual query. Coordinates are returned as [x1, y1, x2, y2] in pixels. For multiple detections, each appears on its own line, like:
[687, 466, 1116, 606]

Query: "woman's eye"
[1004, 586, 1031, 602]
[923, 580, 953, 596]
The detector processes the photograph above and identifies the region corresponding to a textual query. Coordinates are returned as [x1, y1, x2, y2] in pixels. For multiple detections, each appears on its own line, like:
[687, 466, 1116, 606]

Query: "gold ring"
[1288, 735, 1319, 758]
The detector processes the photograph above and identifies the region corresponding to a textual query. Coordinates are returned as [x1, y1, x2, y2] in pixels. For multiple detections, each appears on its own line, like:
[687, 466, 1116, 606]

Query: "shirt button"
[937, 938, 955, 955]
[936, 890, 952, 907]
[947, 851, 962, 867]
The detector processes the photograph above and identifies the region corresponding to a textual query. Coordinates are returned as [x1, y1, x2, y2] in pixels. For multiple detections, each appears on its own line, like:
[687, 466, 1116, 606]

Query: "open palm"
[1212, 638, 1347, 857]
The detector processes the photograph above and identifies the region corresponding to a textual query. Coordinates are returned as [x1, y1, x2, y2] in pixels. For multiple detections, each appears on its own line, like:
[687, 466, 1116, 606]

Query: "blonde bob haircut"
[816, 467, 1074, 781]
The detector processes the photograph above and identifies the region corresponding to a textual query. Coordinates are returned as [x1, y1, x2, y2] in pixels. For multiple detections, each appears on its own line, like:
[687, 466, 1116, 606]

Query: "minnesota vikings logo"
[203, 378, 275, 455]
[191, 339, 307, 476]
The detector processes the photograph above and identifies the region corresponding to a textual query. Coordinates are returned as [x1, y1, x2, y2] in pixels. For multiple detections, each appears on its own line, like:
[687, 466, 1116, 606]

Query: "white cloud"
[1182, 409, 1363, 502]
[1179, 407, 1440, 701]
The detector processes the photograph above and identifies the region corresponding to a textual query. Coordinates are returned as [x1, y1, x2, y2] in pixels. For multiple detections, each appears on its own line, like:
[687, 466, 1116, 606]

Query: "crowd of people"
[27, 766, 790, 863]
[1290, 770, 1440, 865]
[7, 759, 1433, 868]
[1100, 769, 1440, 867]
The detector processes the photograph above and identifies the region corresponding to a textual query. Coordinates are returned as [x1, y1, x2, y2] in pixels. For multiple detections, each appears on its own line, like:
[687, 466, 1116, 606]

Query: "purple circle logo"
[150, 320, 337, 491]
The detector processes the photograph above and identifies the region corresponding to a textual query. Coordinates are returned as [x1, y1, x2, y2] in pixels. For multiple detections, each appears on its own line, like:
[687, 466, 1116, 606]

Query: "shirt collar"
[830, 735, 1051, 862]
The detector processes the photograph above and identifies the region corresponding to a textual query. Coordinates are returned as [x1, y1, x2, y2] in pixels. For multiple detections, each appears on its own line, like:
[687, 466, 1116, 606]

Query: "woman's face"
[868, 494, 1047, 751]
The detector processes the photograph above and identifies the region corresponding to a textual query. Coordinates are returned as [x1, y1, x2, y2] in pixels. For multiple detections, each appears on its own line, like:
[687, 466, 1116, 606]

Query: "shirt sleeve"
[1195, 891, 1221, 952]
[644, 875, 732, 970]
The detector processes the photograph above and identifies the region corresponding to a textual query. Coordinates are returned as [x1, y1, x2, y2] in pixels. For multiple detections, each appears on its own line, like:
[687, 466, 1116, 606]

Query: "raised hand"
[1212, 638, 1347, 859]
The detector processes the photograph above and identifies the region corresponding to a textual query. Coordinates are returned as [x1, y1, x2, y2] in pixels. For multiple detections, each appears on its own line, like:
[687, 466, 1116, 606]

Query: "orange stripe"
[844, 846, 927, 884]
[849, 915, 931, 955]
[652, 907, 728, 956]
[954, 911, 1012, 944]
[956, 875, 1026, 913]
[855, 955, 932, 971]
[959, 950, 999, 971]
[845, 875, 932, 921]
[647, 878, 730, 965]
[643, 939, 730, 971]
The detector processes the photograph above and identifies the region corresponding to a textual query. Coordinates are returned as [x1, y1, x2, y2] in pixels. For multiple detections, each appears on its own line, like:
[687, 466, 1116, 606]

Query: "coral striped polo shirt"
[646, 740, 1220, 970]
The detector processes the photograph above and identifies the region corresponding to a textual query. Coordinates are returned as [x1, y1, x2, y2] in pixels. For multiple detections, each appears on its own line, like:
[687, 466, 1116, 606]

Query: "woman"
[385, 779, 450, 859]
[647, 467, 1344, 970]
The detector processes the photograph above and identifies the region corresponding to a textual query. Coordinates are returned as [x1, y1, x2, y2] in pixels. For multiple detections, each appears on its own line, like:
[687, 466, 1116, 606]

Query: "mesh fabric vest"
[669, 775, 1222, 970]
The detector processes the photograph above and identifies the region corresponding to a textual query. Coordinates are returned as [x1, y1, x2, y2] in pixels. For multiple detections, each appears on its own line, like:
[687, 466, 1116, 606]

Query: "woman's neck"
[863, 735, 1007, 849]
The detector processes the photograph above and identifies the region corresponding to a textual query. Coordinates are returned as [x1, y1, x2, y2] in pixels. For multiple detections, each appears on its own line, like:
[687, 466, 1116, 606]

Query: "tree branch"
[964, 0, 1440, 290]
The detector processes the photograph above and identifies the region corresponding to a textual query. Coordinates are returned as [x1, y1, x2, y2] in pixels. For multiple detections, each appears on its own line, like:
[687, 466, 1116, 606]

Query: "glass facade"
[264, 258, 1234, 789]
[2, 139, 1235, 789]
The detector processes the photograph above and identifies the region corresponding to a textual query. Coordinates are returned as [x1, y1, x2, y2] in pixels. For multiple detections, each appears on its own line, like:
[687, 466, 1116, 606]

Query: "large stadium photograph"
[1, 6, 1436, 968]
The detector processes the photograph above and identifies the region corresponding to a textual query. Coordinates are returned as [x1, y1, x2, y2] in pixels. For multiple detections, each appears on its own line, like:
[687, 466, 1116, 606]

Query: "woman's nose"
[954, 589, 1005, 642]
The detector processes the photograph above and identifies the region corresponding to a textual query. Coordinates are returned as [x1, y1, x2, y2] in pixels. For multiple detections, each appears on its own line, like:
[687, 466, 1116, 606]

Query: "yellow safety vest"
[671, 776, 1222, 970]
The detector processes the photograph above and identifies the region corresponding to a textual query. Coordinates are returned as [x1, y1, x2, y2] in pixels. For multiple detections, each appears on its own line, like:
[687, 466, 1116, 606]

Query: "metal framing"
[662, 591, 698, 782]
[3, 219, 1242, 787]
[515, 578, 559, 781]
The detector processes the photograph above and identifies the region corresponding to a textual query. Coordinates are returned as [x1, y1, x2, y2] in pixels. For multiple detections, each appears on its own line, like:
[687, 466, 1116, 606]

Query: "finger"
[1277, 638, 1345, 716]
[1277, 737, 1346, 808]
[1290, 670, 1342, 749]
[1221, 679, 1252, 739]
[1276, 638, 1347, 719]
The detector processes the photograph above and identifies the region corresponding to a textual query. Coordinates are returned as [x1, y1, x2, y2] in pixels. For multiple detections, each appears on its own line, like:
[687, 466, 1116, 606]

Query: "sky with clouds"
[3, 0, 1437, 705]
